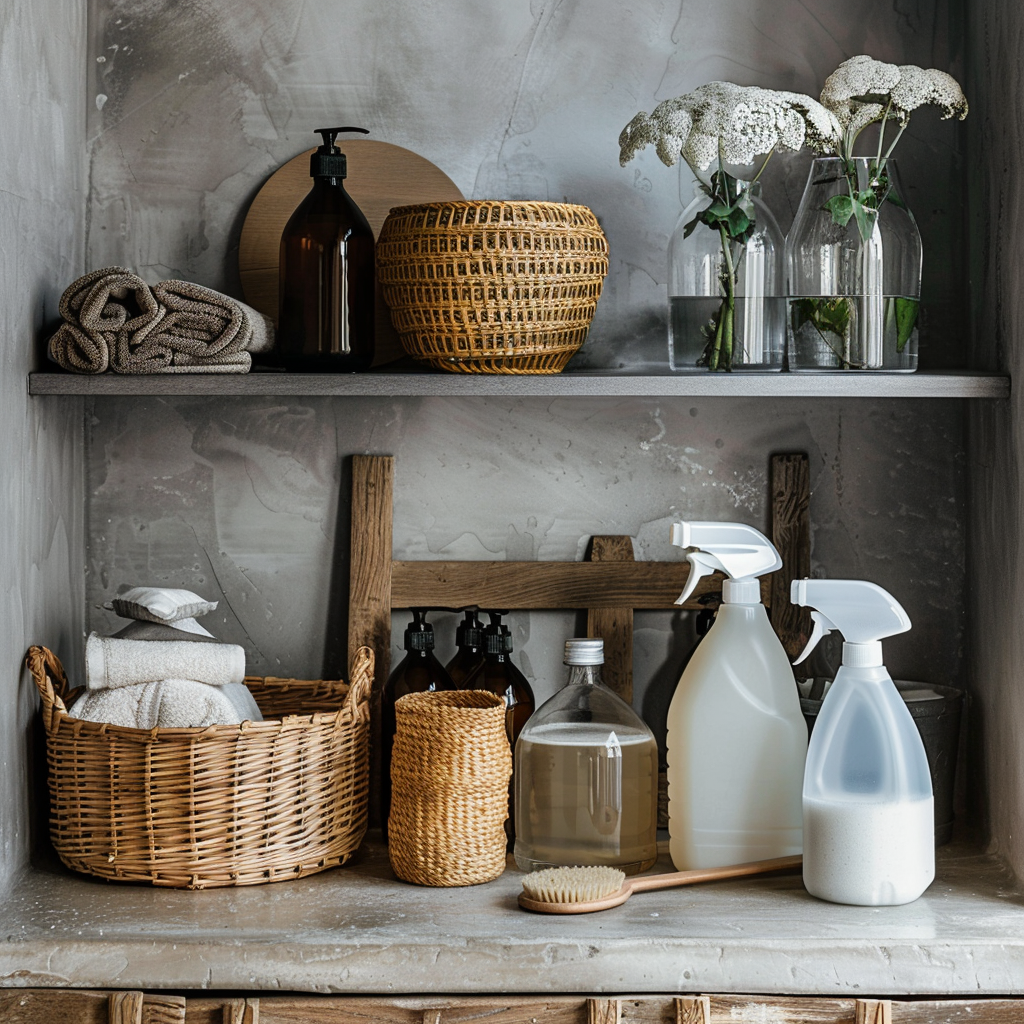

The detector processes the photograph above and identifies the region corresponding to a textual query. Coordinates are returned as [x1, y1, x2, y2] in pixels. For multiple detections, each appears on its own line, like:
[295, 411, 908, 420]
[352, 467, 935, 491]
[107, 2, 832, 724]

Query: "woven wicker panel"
[388, 689, 511, 886]
[27, 645, 371, 889]
[376, 201, 609, 374]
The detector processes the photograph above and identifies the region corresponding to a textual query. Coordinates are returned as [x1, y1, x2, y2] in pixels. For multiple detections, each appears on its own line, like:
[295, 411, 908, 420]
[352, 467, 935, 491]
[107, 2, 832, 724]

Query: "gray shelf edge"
[28, 370, 1011, 399]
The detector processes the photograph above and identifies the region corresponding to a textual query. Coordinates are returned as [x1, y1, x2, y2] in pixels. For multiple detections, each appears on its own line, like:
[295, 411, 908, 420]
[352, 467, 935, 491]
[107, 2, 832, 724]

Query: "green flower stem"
[874, 98, 893, 171]
[710, 223, 738, 371]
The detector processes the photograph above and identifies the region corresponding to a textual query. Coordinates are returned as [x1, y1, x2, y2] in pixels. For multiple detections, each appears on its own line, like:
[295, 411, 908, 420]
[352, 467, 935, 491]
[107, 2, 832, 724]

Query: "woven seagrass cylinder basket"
[388, 689, 511, 886]
[27, 644, 372, 889]
[376, 200, 609, 373]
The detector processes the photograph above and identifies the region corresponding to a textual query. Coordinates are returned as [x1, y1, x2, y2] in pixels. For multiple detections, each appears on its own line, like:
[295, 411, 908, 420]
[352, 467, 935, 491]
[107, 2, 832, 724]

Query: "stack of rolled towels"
[71, 587, 264, 729]
[48, 267, 274, 374]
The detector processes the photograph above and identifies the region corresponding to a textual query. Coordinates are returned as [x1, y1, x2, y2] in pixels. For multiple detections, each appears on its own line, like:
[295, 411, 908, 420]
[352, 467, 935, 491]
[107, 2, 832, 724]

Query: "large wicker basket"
[376, 200, 609, 374]
[27, 644, 372, 889]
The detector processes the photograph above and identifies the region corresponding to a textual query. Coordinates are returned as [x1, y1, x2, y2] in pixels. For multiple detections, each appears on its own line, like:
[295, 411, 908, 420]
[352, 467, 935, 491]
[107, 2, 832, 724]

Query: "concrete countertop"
[2, 839, 1022, 996]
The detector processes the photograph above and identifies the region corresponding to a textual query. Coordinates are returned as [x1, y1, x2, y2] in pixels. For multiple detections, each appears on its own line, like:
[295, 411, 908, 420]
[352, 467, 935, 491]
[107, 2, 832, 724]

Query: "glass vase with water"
[668, 168, 785, 372]
[786, 157, 922, 372]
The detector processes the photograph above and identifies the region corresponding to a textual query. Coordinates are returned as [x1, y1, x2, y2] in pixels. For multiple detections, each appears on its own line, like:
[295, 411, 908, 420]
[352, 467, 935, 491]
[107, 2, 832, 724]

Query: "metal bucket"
[800, 680, 963, 846]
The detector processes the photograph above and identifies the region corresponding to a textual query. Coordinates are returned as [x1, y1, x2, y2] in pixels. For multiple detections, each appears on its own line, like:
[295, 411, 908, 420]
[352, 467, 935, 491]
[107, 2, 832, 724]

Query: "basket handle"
[26, 645, 78, 731]
[346, 646, 374, 722]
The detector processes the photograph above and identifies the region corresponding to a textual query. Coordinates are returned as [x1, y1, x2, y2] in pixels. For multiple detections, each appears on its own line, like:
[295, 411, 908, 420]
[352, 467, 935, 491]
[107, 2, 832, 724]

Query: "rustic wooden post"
[109, 992, 144, 1024]
[675, 996, 710, 1024]
[586, 535, 636, 701]
[855, 999, 892, 1024]
[770, 452, 812, 673]
[349, 454, 394, 825]
[587, 999, 621, 1024]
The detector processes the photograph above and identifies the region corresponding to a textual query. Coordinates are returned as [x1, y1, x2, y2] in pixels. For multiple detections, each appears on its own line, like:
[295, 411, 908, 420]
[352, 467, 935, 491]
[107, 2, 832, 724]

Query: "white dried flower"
[821, 55, 968, 133]
[619, 82, 840, 170]
[890, 64, 969, 120]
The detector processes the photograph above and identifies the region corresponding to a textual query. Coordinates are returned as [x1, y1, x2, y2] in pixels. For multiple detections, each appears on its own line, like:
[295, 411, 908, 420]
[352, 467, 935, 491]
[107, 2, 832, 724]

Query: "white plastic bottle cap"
[722, 578, 760, 604]
[564, 638, 605, 665]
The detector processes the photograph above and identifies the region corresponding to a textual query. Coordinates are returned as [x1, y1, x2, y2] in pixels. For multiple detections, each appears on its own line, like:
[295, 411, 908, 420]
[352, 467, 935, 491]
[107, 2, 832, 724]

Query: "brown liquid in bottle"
[444, 610, 486, 687]
[380, 609, 456, 842]
[477, 612, 535, 848]
[276, 127, 374, 371]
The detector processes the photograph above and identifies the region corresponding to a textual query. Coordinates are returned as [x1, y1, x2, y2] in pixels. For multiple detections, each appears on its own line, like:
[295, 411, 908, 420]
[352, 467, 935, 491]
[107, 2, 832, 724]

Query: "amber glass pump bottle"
[444, 610, 486, 687]
[277, 126, 375, 371]
[379, 609, 456, 841]
[477, 611, 536, 847]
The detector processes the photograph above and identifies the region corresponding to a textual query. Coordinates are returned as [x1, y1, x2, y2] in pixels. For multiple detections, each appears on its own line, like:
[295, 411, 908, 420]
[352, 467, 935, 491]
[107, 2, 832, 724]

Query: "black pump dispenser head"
[484, 611, 514, 656]
[310, 126, 369, 180]
[455, 610, 484, 648]
[403, 608, 435, 652]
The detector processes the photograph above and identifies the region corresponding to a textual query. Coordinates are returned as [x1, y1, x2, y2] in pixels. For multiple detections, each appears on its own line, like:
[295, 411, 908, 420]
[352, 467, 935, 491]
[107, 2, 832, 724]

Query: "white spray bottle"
[666, 522, 807, 870]
[792, 579, 934, 905]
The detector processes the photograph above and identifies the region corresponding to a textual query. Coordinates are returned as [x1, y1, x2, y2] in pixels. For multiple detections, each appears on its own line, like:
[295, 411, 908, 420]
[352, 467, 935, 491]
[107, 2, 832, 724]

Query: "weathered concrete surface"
[966, 3, 1024, 879]
[1, 842, 1021, 994]
[84, 0, 966, 369]
[0, 1, 86, 893]
[85, 395, 966, 753]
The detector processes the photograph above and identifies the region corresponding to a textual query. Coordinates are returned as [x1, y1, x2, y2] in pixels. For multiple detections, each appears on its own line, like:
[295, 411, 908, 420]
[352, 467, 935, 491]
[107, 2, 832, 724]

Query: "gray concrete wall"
[85, 0, 966, 367]
[81, 2, 972, 818]
[86, 394, 965, 762]
[0, 1, 87, 890]
[966, 3, 1024, 873]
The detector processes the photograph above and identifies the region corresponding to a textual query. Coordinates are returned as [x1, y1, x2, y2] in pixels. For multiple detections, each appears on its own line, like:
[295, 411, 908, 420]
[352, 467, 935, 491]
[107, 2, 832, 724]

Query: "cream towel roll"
[85, 632, 246, 690]
[72, 679, 253, 729]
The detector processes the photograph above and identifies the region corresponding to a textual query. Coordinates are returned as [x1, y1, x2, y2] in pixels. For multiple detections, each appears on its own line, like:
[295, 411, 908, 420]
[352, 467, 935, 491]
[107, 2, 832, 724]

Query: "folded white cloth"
[72, 679, 262, 729]
[85, 632, 246, 690]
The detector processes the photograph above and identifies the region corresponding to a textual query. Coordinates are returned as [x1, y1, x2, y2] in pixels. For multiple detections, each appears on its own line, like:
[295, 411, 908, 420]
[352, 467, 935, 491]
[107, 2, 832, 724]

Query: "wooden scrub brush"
[518, 854, 802, 914]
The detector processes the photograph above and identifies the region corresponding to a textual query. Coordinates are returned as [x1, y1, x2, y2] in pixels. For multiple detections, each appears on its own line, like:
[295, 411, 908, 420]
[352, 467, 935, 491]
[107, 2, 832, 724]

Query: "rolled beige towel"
[48, 267, 163, 374]
[113, 280, 275, 374]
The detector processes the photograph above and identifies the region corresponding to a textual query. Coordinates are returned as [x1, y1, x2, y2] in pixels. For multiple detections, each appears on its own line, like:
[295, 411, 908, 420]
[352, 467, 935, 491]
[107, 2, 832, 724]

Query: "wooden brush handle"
[628, 854, 802, 894]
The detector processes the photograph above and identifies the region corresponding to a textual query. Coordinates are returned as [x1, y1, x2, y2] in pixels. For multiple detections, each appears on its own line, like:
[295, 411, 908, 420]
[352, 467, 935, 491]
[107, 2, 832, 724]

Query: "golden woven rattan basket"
[388, 689, 511, 886]
[376, 200, 609, 374]
[27, 644, 372, 889]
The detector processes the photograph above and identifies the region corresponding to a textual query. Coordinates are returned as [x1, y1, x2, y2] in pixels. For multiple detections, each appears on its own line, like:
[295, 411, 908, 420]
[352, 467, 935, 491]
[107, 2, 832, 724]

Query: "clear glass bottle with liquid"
[514, 638, 658, 875]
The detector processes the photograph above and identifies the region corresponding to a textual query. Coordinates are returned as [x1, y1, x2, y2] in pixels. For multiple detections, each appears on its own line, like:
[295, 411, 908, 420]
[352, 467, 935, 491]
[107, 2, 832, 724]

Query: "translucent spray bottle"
[666, 522, 807, 869]
[792, 579, 934, 905]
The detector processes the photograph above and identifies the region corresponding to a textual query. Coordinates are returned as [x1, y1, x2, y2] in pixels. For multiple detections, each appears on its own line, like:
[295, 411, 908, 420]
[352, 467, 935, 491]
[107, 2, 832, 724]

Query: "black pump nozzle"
[403, 608, 435, 652]
[310, 126, 369, 179]
[455, 609, 484, 648]
[484, 610, 513, 655]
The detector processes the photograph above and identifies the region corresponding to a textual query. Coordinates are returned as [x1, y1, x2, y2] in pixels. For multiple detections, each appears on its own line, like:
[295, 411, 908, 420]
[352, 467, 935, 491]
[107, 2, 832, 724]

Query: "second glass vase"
[668, 171, 785, 372]
[786, 157, 923, 372]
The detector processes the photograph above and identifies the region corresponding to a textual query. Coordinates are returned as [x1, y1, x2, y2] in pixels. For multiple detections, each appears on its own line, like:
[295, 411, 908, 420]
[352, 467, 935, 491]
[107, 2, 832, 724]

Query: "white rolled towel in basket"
[84, 632, 246, 690]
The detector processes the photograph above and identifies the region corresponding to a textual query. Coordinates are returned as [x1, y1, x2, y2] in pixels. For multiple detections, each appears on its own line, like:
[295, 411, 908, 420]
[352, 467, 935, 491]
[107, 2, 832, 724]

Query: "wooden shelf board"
[1, 840, 1022, 996]
[28, 369, 1010, 398]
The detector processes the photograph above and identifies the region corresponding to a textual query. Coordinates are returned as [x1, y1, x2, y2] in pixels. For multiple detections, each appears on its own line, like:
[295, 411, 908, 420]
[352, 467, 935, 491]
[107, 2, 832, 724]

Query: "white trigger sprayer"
[670, 521, 783, 606]
[790, 578, 934, 906]
[665, 520, 805, 870]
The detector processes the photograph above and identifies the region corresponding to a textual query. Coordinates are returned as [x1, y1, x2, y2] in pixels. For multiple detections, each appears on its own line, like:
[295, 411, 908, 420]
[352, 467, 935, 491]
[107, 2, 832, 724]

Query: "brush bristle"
[521, 865, 626, 904]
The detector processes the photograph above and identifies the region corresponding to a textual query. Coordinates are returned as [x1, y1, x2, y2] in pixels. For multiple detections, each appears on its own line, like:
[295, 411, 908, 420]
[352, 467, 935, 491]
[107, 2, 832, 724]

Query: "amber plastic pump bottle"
[277, 126, 375, 371]
[380, 609, 456, 841]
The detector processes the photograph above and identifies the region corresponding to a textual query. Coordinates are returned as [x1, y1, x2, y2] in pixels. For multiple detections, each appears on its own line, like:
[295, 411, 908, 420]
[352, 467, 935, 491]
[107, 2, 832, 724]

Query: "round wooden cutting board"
[238, 139, 464, 365]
